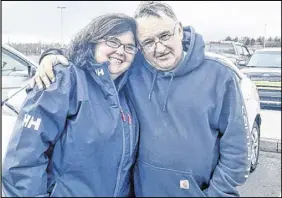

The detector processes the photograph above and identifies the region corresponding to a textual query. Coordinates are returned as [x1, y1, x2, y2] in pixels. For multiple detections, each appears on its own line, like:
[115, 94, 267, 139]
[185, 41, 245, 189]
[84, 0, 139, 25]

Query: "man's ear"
[177, 22, 184, 40]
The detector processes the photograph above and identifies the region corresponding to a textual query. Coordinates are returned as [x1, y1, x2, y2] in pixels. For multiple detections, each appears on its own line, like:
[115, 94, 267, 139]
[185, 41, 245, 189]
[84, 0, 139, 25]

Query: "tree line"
[223, 36, 281, 47]
[6, 42, 66, 56]
[6, 36, 281, 56]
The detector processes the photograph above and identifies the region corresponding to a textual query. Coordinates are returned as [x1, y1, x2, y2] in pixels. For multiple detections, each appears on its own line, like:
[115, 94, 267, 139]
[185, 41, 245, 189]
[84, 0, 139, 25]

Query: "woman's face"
[94, 31, 137, 80]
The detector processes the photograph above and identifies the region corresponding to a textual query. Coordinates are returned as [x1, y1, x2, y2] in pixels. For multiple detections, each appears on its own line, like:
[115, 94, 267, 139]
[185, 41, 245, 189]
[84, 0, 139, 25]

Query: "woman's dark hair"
[66, 13, 137, 66]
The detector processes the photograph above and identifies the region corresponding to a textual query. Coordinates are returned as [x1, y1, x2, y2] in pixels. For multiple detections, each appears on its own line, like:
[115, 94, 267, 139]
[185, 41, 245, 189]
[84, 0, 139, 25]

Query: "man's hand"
[33, 54, 69, 89]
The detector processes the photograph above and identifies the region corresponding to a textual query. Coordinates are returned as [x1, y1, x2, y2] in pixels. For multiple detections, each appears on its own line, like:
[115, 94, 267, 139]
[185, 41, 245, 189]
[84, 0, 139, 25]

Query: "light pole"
[57, 6, 66, 46]
[263, 24, 267, 48]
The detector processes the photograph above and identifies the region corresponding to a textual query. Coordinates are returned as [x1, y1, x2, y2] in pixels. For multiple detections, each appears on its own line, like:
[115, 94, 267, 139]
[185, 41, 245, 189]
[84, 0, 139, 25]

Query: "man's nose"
[154, 41, 166, 53]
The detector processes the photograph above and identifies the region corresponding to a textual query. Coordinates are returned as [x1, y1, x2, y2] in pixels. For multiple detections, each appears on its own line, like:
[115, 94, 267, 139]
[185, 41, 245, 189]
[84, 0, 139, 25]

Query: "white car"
[2, 44, 38, 100]
[2, 50, 262, 173]
[2, 44, 38, 163]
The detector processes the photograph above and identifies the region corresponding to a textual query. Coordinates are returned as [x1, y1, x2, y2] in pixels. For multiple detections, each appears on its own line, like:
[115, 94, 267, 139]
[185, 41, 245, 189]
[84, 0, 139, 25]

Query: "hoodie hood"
[175, 26, 206, 76]
[143, 26, 206, 111]
[77, 51, 131, 92]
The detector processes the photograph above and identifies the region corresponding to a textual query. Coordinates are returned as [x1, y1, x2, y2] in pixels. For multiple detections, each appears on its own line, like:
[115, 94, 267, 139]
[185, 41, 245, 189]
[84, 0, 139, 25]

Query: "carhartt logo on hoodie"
[180, 180, 189, 189]
[23, 113, 41, 131]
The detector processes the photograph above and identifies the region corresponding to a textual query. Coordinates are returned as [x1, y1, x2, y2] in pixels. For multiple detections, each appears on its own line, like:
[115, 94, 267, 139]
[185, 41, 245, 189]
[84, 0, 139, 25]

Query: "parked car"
[2, 44, 38, 100]
[205, 41, 252, 68]
[2, 52, 262, 174]
[240, 47, 281, 109]
[1, 44, 37, 163]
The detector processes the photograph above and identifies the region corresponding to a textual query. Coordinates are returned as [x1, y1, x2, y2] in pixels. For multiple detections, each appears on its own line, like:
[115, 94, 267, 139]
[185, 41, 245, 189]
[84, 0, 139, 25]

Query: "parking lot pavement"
[260, 109, 281, 140]
[259, 109, 281, 153]
[238, 151, 281, 197]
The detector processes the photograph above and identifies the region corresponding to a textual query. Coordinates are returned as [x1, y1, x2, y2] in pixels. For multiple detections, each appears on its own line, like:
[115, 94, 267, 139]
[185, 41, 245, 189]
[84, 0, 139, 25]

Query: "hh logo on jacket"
[23, 113, 41, 131]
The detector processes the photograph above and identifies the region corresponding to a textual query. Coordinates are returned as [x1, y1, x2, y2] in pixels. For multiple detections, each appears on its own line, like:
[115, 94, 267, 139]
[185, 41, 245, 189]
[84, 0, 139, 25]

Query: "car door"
[242, 45, 251, 62]
[2, 48, 31, 99]
[236, 44, 250, 62]
[235, 44, 245, 60]
[229, 62, 260, 132]
[2, 86, 28, 163]
[239, 76, 260, 129]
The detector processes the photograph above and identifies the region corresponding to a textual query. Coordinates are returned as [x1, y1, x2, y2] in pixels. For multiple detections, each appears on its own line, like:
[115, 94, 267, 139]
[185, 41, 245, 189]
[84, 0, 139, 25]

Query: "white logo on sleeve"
[95, 68, 104, 76]
[180, 180, 189, 189]
[23, 114, 41, 131]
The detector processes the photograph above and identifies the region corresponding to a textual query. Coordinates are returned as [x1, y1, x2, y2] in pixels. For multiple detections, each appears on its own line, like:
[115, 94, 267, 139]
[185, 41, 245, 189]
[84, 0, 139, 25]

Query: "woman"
[2, 13, 139, 197]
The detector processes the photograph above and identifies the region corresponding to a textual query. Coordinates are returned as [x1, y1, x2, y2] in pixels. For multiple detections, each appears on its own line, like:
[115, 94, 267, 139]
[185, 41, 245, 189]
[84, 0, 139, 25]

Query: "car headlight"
[252, 84, 260, 104]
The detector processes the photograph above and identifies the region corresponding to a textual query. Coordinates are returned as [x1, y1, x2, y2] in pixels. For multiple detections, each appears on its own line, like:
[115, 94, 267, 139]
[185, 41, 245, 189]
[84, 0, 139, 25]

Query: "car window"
[205, 43, 236, 55]
[2, 49, 28, 75]
[247, 51, 281, 68]
[235, 45, 244, 56]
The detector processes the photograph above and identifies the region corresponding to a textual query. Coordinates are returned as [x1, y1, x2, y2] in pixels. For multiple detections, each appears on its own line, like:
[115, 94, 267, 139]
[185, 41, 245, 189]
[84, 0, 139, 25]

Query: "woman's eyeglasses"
[98, 38, 138, 55]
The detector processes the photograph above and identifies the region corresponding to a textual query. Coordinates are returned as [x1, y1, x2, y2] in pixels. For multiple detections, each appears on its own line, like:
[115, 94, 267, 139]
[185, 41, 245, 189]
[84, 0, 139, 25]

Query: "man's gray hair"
[134, 1, 177, 20]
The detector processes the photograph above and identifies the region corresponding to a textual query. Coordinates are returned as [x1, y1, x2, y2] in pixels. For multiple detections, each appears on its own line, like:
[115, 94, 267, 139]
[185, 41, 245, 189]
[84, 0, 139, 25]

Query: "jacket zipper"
[89, 66, 127, 196]
[110, 79, 126, 197]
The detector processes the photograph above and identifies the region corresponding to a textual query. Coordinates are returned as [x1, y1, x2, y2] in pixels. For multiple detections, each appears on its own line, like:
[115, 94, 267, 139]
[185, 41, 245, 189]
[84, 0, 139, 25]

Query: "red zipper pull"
[128, 114, 132, 125]
[121, 109, 126, 122]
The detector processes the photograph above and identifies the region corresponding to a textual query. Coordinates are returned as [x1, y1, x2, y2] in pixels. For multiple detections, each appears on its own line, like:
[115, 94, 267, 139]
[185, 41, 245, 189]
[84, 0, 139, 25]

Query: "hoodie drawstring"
[163, 74, 175, 112]
[148, 71, 158, 100]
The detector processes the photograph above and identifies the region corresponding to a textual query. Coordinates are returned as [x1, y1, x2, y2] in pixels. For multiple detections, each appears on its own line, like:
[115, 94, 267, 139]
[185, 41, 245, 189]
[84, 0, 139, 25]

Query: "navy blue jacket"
[2, 59, 139, 197]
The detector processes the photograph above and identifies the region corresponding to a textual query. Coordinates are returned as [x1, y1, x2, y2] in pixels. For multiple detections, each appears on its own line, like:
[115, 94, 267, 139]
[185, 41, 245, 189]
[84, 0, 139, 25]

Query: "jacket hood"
[77, 52, 131, 92]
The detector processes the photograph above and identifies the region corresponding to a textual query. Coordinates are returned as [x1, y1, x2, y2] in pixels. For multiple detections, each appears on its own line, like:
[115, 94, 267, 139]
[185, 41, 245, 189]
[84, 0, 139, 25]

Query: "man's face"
[136, 13, 183, 71]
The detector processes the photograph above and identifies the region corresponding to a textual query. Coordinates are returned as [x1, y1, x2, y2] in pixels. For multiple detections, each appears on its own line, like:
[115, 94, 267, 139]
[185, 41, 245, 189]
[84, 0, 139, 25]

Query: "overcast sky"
[2, 1, 281, 44]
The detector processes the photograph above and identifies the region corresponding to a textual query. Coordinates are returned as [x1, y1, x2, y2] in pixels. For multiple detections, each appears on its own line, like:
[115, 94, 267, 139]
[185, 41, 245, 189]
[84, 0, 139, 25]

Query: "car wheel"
[250, 121, 260, 172]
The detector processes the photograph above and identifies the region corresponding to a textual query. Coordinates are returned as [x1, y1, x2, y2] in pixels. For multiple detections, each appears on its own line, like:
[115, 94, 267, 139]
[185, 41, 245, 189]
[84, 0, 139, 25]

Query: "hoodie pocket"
[35, 194, 50, 197]
[134, 160, 206, 197]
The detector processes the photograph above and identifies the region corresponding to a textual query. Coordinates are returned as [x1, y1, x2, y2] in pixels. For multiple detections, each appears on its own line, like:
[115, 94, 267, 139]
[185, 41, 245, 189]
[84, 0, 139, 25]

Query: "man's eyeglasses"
[139, 22, 179, 51]
[98, 38, 138, 55]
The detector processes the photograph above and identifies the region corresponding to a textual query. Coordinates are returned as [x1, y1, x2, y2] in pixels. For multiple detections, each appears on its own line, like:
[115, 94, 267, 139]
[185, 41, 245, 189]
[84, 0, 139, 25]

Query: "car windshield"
[205, 43, 235, 55]
[247, 51, 281, 68]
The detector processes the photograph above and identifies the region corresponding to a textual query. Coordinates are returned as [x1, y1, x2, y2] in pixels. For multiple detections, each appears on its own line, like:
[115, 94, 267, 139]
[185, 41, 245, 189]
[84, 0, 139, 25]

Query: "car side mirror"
[238, 60, 246, 66]
[29, 66, 37, 77]
[2, 61, 7, 68]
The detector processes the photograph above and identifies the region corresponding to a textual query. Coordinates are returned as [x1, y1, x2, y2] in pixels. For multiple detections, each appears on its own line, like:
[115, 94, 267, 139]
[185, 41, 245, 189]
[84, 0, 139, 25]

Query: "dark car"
[240, 48, 281, 109]
[205, 41, 252, 68]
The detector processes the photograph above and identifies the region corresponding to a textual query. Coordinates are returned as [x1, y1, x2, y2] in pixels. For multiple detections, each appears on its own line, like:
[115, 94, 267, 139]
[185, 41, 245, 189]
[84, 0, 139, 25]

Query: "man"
[33, 2, 251, 196]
